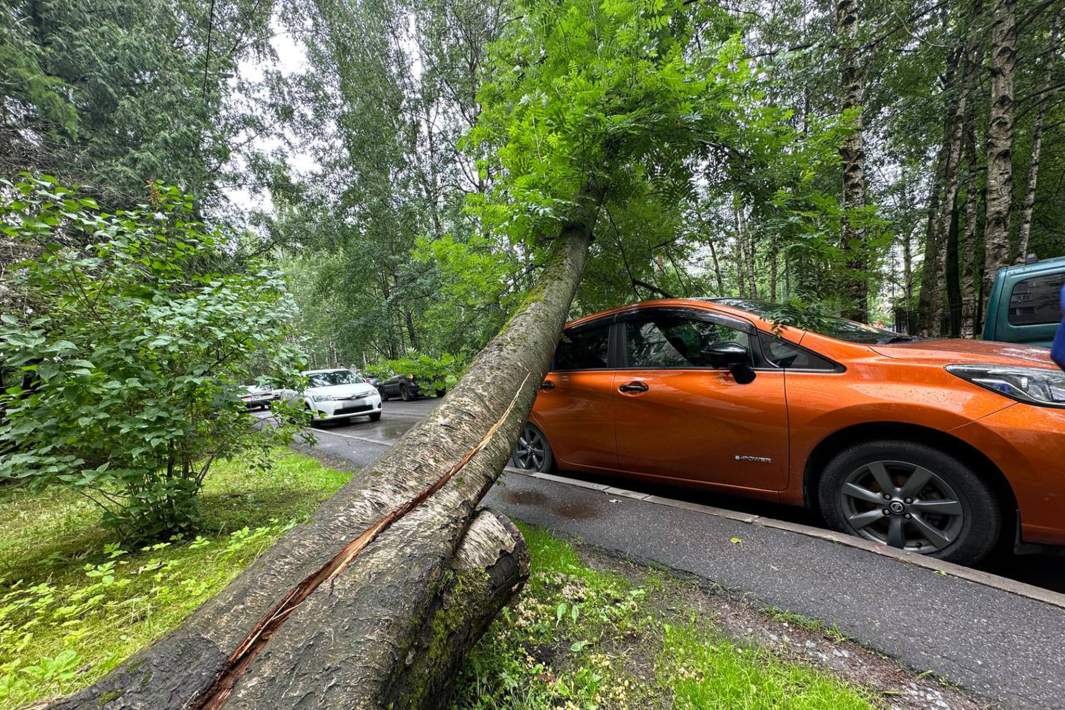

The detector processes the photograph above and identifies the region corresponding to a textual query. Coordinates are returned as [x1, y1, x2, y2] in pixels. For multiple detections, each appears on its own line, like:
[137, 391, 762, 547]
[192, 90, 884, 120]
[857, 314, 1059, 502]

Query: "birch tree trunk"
[982, 0, 1017, 308]
[836, 0, 868, 323]
[50, 193, 603, 710]
[1016, 99, 1046, 261]
[1015, 16, 1060, 261]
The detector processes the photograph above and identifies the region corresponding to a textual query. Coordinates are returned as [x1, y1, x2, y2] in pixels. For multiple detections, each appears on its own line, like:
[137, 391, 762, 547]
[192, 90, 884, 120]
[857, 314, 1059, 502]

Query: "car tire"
[400, 385, 412, 401]
[368, 412, 382, 422]
[510, 422, 554, 473]
[817, 440, 1001, 565]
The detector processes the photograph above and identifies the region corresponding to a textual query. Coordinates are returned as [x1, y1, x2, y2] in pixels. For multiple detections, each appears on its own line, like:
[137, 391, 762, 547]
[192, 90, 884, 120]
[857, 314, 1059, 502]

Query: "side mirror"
[707, 342, 757, 384]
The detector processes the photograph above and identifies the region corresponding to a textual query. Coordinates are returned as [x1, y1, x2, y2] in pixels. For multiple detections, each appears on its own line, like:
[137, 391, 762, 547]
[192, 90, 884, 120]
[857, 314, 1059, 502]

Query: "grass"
[454, 524, 873, 709]
[0, 450, 351, 706]
[1, 450, 872, 709]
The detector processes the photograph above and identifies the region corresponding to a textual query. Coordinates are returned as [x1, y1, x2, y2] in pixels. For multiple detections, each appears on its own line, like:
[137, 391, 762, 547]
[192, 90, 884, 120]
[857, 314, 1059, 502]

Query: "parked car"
[512, 297, 1065, 564]
[240, 384, 278, 410]
[983, 256, 1065, 346]
[377, 373, 446, 401]
[286, 368, 382, 423]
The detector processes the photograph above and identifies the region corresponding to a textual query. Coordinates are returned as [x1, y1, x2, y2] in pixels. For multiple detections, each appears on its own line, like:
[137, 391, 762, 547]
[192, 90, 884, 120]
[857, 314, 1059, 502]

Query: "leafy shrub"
[0, 175, 306, 541]
[363, 352, 462, 394]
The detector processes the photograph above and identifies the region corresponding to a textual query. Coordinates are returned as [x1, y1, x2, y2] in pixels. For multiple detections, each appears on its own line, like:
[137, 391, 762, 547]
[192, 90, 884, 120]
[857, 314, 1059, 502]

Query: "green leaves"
[0, 177, 307, 541]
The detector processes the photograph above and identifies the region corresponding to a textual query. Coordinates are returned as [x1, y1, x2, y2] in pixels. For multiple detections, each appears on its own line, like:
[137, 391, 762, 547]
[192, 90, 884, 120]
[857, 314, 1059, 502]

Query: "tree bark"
[982, 0, 1017, 311]
[960, 119, 982, 338]
[733, 198, 757, 299]
[945, 201, 963, 337]
[50, 193, 602, 709]
[836, 0, 868, 322]
[1015, 98, 1045, 261]
[707, 235, 725, 295]
[915, 136, 949, 335]
[935, 33, 981, 336]
[404, 308, 420, 352]
[1015, 15, 1059, 261]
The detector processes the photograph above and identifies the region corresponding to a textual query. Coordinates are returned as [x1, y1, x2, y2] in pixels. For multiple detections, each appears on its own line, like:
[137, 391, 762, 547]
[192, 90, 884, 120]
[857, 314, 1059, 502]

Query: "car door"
[530, 318, 619, 471]
[611, 307, 789, 492]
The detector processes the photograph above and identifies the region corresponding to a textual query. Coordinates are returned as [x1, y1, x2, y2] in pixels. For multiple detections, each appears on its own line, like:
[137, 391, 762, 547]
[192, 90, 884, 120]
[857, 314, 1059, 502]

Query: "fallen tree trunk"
[51, 195, 600, 709]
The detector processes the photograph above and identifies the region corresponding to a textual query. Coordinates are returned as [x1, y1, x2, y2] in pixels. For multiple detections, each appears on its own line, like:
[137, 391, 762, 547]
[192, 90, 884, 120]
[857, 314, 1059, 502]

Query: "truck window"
[1008, 274, 1065, 326]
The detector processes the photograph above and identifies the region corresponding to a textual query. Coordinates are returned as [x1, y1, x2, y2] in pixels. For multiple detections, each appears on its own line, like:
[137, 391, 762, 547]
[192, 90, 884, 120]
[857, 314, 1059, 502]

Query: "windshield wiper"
[878, 335, 917, 344]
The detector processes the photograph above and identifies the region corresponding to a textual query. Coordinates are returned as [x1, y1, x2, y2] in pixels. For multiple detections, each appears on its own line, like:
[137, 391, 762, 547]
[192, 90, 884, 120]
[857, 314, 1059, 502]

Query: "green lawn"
[0, 450, 872, 708]
[0, 450, 350, 706]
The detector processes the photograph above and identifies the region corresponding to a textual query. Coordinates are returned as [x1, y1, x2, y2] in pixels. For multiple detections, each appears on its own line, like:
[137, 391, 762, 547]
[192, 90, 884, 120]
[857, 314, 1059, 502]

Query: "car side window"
[554, 324, 611, 370]
[1008, 274, 1065, 326]
[625, 311, 750, 368]
[758, 332, 838, 370]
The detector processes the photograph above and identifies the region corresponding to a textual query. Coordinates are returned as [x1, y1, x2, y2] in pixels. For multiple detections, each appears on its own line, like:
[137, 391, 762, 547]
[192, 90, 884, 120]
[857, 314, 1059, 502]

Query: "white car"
[240, 384, 278, 410]
[292, 368, 382, 423]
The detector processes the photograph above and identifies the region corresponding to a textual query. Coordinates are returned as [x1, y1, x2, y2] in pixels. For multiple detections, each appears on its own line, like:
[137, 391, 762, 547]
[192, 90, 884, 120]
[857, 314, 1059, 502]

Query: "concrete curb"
[503, 466, 1065, 612]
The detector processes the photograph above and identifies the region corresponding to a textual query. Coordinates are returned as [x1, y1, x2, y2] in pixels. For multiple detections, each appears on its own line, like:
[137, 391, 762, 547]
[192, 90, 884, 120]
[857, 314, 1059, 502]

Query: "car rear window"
[1009, 273, 1065, 326]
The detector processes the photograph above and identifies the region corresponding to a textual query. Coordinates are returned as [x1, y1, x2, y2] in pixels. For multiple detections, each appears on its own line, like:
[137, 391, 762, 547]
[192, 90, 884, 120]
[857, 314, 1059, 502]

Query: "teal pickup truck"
[983, 257, 1065, 346]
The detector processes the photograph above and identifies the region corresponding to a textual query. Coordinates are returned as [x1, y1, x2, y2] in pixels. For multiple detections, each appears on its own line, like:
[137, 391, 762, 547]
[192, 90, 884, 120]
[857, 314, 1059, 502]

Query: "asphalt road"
[275, 398, 1065, 596]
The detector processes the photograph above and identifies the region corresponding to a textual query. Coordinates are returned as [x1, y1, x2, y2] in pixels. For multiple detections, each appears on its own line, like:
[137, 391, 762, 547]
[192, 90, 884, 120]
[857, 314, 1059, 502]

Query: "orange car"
[512, 298, 1065, 564]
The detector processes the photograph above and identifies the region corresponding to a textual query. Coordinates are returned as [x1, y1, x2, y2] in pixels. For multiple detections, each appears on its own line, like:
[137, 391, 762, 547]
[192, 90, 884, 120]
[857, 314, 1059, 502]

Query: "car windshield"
[306, 370, 363, 387]
[708, 298, 912, 345]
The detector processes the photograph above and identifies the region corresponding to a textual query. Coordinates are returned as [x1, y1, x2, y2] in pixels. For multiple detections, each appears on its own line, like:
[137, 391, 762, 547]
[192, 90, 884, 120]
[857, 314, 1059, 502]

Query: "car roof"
[565, 298, 771, 331]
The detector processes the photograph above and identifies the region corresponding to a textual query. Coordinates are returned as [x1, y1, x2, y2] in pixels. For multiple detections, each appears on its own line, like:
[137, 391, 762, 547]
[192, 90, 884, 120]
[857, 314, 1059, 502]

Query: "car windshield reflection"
[307, 370, 363, 387]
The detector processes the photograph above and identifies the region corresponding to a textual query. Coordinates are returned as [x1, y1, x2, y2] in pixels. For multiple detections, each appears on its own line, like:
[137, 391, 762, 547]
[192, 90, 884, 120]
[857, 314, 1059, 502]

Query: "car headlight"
[947, 364, 1065, 408]
[311, 393, 337, 402]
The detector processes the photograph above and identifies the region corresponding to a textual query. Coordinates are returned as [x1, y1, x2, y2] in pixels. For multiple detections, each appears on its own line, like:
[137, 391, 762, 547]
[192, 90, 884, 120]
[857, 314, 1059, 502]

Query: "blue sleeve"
[1052, 284, 1065, 371]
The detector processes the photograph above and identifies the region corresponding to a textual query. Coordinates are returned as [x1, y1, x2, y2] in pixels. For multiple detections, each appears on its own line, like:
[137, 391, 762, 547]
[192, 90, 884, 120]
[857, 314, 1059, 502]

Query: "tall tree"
[52, 0, 802, 705]
[0, 0, 274, 207]
[981, 0, 1017, 312]
[1016, 14, 1061, 261]
[835, 0, 869, 321]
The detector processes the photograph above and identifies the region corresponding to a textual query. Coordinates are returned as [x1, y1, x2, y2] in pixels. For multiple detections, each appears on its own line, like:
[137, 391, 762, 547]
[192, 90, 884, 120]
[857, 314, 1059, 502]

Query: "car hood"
[305, 383, 377, 398]
[870, 339, 1056, 369]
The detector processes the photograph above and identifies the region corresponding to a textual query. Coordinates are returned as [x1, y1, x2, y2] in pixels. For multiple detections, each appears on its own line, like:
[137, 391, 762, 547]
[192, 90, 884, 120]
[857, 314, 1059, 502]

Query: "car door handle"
[540, 380, 556, 390]
[618, 381, 649, 393]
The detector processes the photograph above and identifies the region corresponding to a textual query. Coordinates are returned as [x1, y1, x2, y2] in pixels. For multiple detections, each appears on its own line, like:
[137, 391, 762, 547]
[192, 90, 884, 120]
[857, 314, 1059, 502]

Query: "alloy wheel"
[513, 424, 548, 471]
[838, 460, 965, 554]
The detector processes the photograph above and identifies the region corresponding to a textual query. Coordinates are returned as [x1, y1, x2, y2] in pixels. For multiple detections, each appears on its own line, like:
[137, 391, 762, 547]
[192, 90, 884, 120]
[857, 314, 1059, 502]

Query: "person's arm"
[1052, 284, 1065, 371]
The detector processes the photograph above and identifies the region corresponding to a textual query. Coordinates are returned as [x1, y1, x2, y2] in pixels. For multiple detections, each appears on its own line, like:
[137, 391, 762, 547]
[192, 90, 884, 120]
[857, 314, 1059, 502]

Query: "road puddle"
[501, 488, 601, 520]
[502, 490, 548, 506]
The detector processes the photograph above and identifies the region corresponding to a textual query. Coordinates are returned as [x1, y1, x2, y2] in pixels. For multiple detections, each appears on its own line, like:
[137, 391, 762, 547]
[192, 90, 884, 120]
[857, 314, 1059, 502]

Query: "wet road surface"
[266, 398, 1065, 594]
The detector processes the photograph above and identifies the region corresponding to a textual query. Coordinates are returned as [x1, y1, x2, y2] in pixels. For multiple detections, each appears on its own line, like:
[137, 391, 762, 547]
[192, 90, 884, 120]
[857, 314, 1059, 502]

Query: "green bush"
[363, 352, 462, 394]
[0, 175, 306, 541]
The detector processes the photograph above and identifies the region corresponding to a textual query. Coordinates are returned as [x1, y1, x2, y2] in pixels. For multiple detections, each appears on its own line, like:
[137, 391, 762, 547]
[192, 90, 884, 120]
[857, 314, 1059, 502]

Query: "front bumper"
[310, 394, 383, 421]
[243, 394, 278, 408]
[953, 402, 1065, 546]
